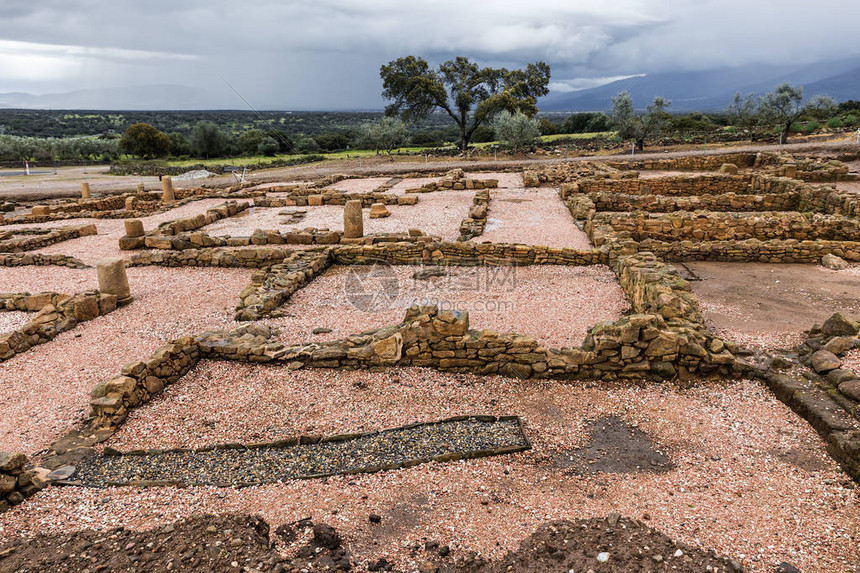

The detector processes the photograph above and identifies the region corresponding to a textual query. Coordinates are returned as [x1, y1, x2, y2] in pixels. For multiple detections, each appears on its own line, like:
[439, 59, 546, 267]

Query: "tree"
[757, 83, 806, 143]
[359, 117, 408, 155]
[561, 112, 610, 134]
[491, 110, 540, 152]
[257, 136, 280, 156]
[726, 92, 760, 136]
[380, 55, 550, 151]
[190, 121, 224, 158]
[612, 91, 671, 150]
[238, 129, 267, 155]
[168, 132, 191, 156]
[119, 123, 170, 158]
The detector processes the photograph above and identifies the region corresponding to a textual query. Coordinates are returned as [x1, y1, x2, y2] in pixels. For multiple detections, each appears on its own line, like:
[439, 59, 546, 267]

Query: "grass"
[147, 132, 616, 169]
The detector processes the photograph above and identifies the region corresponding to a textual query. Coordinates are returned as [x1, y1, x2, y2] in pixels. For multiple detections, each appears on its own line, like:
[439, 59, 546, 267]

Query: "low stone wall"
[120, 201, 249, 250]
[588, 211, 860, 245]
[127, 228, 435, 251]
[89, 335, 202, 429]
[607, 153, 758, 172]
[635, 238, 860, 263]
[0, 290, 118, 362]
[523, 161, 617, 187]
[128, 247, 298, 268]
[0, 452, 46, 513]
[587, 191, 804, 213]
[235, 250, 334, 320]
[331, 241, 606, 267]
[579, 173, 754, 196]
[255, 193, 418, 208]
[0, 253, 88, 268]
[458, 189, 490, 241]
[0, 224, 97, 253]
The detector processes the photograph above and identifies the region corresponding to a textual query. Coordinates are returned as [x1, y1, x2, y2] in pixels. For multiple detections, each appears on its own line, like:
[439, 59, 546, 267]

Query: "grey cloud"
[1, 0, 858, 108]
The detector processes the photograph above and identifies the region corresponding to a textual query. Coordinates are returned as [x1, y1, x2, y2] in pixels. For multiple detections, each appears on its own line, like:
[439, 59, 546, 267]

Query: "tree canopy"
[380, 56, 550, 151]
[611, 91, 671, 150]
[119, 123, 170, 158]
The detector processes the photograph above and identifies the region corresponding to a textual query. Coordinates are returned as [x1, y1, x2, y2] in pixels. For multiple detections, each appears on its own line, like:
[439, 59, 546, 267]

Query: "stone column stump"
[81, 182, 91, 199]
[344, 199, 364, 238]
[97, 258, 132, 306]
[162, 176, 175, 203]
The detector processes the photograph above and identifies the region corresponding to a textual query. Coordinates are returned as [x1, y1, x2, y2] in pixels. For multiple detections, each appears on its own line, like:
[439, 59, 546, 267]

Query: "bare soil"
[0, 513, 746, 573]
[2, 138, 858, 202]
[688, 262, 860, 343]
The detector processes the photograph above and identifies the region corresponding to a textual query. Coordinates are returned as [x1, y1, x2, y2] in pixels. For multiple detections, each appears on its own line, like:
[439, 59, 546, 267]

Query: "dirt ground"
[2, 138, 858, 202]
[687, 261, 860, 351]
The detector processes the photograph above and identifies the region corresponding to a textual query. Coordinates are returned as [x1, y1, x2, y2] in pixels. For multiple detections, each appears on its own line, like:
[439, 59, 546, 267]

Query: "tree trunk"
[636, 138, 645, 151]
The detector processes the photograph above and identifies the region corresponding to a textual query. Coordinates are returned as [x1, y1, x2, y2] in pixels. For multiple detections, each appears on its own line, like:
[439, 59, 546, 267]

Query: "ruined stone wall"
[458, 189, 490, 241]
[0, 253, 87, 268]
[588, 211, 860, 245]
[0, 224, 97, 253]
[579, 174, 754, 196]
[255, 193, 418, 208]
[0, 290, 118, 362]
[89, 336, 201, 429]
[0, 452, 45, 513]
[607, 153, 758, 172]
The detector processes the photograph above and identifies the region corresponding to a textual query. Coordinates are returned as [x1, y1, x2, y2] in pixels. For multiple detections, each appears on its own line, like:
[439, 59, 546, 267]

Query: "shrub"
[491, 110, 540, 152]
[805, 119, 820, 132]
[845, 114, 858, 126]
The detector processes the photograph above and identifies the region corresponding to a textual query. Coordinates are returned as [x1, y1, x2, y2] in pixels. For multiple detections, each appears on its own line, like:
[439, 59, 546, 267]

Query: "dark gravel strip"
[73, 417, 529, 487]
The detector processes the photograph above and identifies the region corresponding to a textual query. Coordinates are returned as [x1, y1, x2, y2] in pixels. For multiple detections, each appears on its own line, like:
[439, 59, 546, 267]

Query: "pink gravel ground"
[843, 349, 860, 372]
[0, 266, 251, 455]
[388, 177, 440, 195]
[475, 187, 593, 249]
[18, 198, 236, 265]
[202, 191, 474, 240]
[324, 177, 391, 193]
[1, 375, 856, 572]
[263, 264, 627, 349]
[465, 172, 522, 188]
[0, 310, 32, 334]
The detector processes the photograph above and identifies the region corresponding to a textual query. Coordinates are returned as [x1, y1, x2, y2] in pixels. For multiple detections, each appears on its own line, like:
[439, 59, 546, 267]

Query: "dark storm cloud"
[1, 0, 858, 108]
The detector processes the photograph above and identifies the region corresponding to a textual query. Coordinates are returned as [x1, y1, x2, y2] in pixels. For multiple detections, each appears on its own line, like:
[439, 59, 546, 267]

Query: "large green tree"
[119, 123, 170, 158]
[380, 56, 550, 151]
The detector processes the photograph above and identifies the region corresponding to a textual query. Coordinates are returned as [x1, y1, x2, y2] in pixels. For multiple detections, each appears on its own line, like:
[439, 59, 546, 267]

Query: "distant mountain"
[0, 85, 211, 110]
[540, 56, 860, 112]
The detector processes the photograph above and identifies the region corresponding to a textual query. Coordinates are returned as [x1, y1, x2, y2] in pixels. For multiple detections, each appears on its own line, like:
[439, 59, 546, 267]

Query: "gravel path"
[201, 191, 473, 240]
[4, 378, 857, 572]
[0, 310, 33, 334]
[0, 266, 251, 455]
[262, 264, 627, 349]
[76, 418, 527, 487]
[323, 177, 391, 193]
[476, 187, 592, 249]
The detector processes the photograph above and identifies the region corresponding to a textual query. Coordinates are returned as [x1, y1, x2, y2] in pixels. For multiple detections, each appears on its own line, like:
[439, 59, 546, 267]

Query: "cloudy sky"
[2, 0, 859, 109]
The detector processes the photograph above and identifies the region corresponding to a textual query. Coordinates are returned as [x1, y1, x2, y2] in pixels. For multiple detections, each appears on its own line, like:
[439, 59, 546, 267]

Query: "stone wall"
[579, 173, 754, 196]
[587, 211, 860, 245]
[255, 193, 418, 208]
[0, 290, 118, 362]
[635, 238, 860, 263]
[458, 189, 490, 241]
[0, 224, 97, 253]
[89, 335, 201, 429]
[120, 201, 249, 250]
[235, 250, 333, 320]
[0, 452, 46, 513]
[0, 253, 87, 268]
[607, 153, 758, 172]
